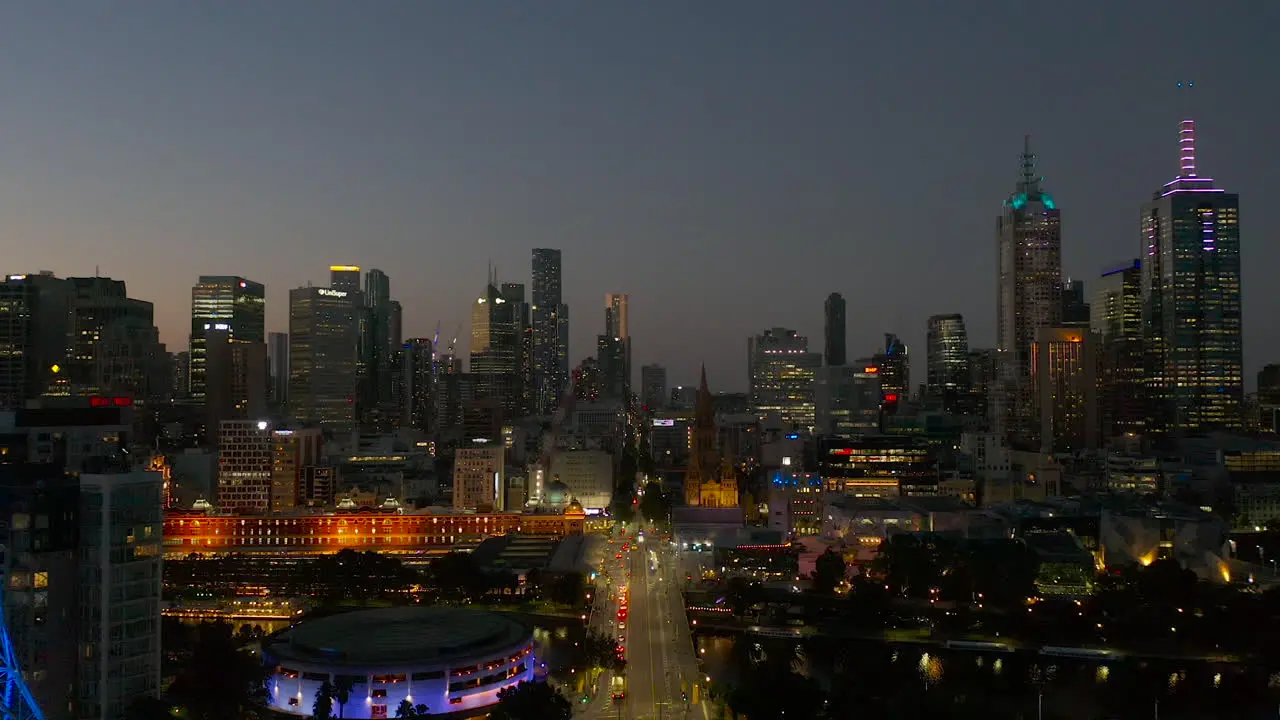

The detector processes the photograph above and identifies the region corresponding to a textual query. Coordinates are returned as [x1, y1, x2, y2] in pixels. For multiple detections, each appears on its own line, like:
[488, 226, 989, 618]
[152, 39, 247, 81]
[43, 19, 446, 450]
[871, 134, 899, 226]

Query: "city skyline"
[0, 3, 1275, 390]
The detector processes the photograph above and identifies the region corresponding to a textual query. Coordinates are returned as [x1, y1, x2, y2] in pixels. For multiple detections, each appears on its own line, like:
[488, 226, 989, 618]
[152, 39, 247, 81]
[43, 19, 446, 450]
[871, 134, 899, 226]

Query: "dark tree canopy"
[166, 621, 268, 720]
[489, 681, 573, 720]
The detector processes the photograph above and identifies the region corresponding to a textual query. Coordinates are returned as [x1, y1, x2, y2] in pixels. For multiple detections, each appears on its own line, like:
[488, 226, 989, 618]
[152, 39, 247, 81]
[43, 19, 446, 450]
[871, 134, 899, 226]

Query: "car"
[611, 691, 626, 702]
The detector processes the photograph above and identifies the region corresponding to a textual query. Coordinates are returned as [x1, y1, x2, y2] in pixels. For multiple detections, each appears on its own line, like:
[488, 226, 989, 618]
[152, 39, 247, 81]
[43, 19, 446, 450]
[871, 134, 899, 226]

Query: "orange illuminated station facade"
[163, 504, 586, 558]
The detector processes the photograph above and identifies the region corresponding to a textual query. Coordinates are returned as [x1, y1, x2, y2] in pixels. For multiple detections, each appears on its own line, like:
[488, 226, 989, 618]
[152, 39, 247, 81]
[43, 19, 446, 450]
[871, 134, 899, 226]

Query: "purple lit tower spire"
[1140, 117, 1242, 434]
[1179, 119, 1197, 178]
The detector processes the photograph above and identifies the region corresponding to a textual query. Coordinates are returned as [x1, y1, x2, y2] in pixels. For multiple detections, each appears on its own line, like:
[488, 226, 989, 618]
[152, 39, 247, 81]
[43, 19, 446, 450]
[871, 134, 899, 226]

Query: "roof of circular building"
[265, 607, 531, 668]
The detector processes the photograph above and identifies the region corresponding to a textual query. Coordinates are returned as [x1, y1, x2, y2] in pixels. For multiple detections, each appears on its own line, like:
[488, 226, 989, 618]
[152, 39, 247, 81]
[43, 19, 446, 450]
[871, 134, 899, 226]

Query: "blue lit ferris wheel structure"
[0, 590, 45, 720]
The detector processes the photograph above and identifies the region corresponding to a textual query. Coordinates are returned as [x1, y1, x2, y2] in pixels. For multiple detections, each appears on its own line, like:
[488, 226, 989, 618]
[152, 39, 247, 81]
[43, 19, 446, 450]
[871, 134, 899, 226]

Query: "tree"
[610, 486, 637, 523]
[639, 481, 669, 524]
[430, 551, 491, 600]
[333, 676, 353, 719]
[811, 548, 847, 594]
[583, 630, 626, 674]
[395, 699, 430, 718]
[490, 681, 573, 720]
[166, 621, 269, 720]
[123, 696, 173, 720]
[316, 549, 423, 600]
[313, 680, 334, 720]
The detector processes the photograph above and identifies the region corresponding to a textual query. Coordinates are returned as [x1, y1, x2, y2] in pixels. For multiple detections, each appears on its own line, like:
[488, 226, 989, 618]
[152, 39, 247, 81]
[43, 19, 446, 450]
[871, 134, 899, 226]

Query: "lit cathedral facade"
[682, 366, 740, 508]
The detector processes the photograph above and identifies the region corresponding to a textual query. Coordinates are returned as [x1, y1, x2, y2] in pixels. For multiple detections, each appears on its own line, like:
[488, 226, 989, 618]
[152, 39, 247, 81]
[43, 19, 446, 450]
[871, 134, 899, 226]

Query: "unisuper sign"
[318, 288, 348, 298]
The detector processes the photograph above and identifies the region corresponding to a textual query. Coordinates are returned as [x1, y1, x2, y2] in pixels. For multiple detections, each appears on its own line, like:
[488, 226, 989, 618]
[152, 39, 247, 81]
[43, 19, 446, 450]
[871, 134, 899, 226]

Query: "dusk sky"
[1, 2, 1276, 392]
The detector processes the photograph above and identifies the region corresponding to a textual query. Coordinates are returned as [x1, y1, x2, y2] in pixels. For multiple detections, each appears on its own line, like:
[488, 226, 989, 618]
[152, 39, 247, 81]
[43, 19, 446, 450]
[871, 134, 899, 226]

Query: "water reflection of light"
[1096, 665, 1109, 683]
[993, 658, 1003, 675]
[918, 652, 943, 683]
[1213, 673, 1222, 688]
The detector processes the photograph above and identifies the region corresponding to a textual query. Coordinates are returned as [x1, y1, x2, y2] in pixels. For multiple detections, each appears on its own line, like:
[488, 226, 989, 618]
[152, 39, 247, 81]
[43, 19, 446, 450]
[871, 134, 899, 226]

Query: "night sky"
[1, 2, 1275, 391]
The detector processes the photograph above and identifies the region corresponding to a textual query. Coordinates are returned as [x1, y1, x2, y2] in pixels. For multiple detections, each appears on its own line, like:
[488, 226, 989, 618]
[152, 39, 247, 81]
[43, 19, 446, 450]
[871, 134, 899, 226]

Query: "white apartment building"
[548, 449, 613, 511]
[453, 445, 505, 511]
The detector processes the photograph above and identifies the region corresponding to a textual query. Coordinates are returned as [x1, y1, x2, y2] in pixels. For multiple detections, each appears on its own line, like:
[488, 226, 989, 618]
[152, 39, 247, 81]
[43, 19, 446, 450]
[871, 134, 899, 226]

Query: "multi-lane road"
[577, 526, 709, 720]
[620, 530, 706, 720]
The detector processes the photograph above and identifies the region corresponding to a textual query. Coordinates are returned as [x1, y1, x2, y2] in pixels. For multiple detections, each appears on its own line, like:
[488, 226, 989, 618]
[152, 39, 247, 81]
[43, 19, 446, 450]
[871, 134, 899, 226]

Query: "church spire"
[696, 364, 713, 420]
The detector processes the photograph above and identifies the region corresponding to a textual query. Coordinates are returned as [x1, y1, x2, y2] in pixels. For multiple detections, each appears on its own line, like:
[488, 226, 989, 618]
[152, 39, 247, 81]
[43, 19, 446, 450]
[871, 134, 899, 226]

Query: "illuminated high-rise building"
[599, 293, 631, 400]
[288, 286, 359, 431]
[1060, 279, 1090, 328]
[1092, 260, 1145, 440]
[188, 276, 265, 400]
[0, 272, 69, 408]
[532, 249, 569, 414]
[501, 282, 534, 415]
[1031, 327, 1099, 453]
[400, 338, 434, 432]
[67, 276, 168, 404]
[363, 268, 397, 418]
[471, 278, 519, 416]
[1142, 119, 1242, 434]
[748, 327, 821, 430]
[996, 137, 1063, 447]
[925, 314, 969, 412]
[873, 333, 910, 412]
[816, 360, 881, 435]
[329, 265, 361, 294]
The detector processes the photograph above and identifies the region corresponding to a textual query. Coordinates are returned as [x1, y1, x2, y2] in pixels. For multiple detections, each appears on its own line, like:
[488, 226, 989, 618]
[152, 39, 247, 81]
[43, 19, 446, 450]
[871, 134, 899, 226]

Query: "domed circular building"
[543, 480, 570, 507]
[263, 607, 535, 717]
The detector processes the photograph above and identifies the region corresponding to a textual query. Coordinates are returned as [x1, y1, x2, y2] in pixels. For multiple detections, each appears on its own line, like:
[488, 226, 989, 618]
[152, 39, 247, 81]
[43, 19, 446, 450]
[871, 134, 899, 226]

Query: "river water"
[693, 632, 1278, 719]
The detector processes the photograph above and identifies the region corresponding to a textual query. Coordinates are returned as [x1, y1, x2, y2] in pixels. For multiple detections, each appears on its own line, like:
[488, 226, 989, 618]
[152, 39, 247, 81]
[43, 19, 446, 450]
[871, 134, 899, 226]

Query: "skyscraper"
[188, 276, 266, 400]
[363, 269, 397, 416]
[1060, 279, 1090, 327]
[501, 282, 534, 415]
[78, 469, 164, 719]
[0, 272, 69, 408]
[66, 276, 168, 404]
[288, 286, 359, 431]
[824, 293, 847, 367]
[996, 137, 1063, 447]
[329, 265, 361, 294]
[1142, 119, 1242, 434]
[748, 328, 821, 430]
[401, 338, 434, 433]
[1031, 327, 1098, 452]
[925, 314, 969, 412]
[1092, 260, 1145, 440]
[470, 280, 519, 415]
[605, 293, 629, 340]
[816, 361, 881, 435]
[532, 249, 568, 414]
[873, 333, 909, 412]
[1258, 365, 1280, 434]
[268, 331, 289, 406]
[640, 364, 667, 410]
[599, 293, 631, 399]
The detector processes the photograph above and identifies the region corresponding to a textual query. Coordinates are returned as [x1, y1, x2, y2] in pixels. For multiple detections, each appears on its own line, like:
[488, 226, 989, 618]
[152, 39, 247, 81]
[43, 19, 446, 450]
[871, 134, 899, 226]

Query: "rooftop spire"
[1179, 119, 1197, 178]
[1019, 134, 1040, 194]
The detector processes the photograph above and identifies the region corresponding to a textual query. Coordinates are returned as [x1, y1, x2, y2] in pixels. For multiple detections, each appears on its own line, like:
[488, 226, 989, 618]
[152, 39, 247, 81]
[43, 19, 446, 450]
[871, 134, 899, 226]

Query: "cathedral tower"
[683, 365, 740, 508]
